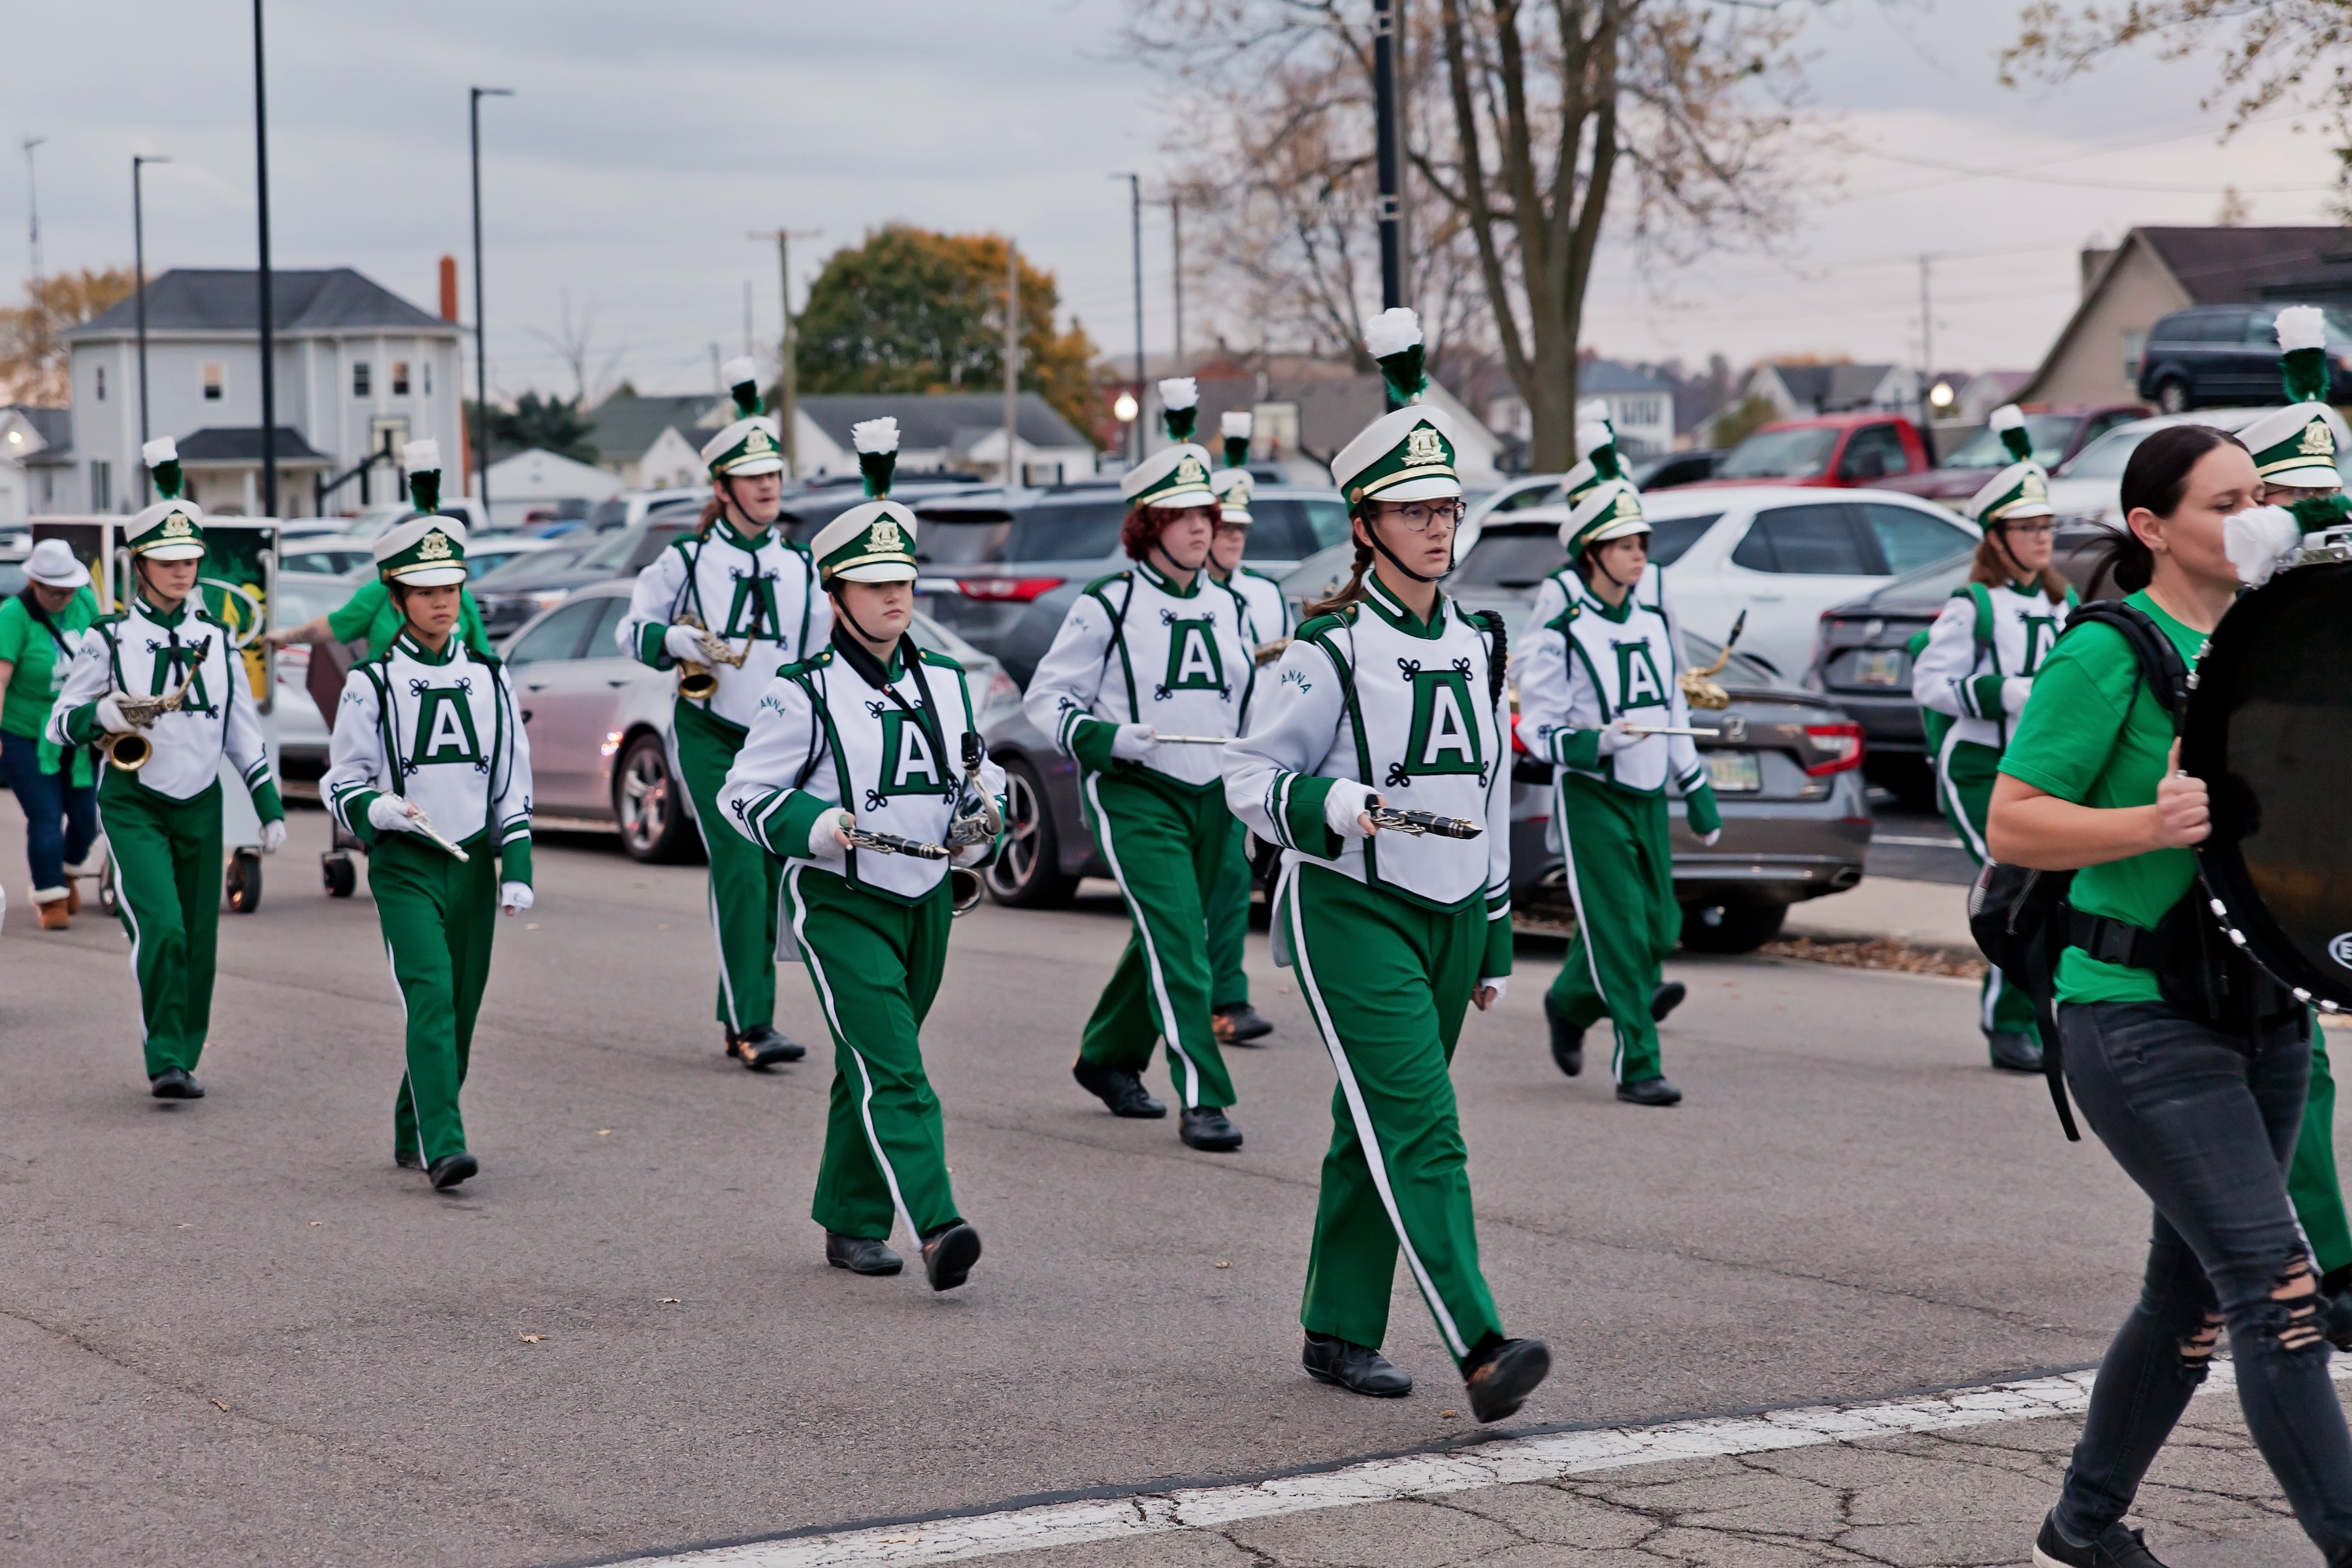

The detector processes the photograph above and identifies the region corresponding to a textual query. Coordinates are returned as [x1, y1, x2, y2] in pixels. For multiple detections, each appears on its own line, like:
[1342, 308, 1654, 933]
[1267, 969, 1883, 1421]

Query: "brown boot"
[37, 898, 70, 932]
[65, 881, 82, 915]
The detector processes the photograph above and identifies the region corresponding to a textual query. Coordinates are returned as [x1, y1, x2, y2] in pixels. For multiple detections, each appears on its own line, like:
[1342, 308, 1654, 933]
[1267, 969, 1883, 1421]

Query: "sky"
[6, 1, 2344, 403]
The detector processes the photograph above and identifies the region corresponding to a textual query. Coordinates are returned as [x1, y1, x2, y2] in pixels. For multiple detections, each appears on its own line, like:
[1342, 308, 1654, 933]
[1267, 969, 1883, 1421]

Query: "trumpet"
[102, 651, 209, 772]
[1678, 610, 1747, 712]
[672, 613, 751, 702]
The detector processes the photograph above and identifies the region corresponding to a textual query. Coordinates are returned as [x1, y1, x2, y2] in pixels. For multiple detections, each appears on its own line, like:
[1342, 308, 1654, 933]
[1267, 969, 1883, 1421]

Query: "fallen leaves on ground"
[210, 1399, 229, 1412]
[518, 1333, 546, 1344]
[1759, 936, 1985, 978]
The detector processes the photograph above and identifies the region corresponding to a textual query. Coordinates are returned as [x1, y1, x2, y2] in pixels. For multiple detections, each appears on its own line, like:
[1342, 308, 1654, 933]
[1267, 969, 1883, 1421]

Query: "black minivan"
[2136, 302, 2352, 412]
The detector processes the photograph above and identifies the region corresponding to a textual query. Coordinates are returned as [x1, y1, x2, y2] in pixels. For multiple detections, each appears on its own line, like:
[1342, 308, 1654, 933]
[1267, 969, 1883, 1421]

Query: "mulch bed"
[1758, 935, 1986, 979]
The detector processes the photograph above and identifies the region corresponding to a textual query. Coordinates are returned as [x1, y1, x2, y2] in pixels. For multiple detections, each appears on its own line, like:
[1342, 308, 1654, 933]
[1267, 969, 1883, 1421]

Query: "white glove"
[501, 881, 534, 915]
[1110, 723, 1159, 764]
[1477, 975, 1508, 1005]
[952, 840, 990, 869]
[2001, 676, 2034, 717]
[663, 624, 712, 662]
[808, 807, 852, 860]
[368, 795, 423, 834]
[1325, 778, 1377, 840]
[95, 695, 139, 735]
[1595, 718, 1641, 756]
[259, 819, 287, 855]
[1696, 828, 1723, 847]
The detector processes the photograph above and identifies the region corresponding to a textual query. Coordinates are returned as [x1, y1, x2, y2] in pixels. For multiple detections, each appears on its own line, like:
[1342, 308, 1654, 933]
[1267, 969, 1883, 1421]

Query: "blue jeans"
[0, 730, 98, 895]
[2055, 1000, 2352, 1560]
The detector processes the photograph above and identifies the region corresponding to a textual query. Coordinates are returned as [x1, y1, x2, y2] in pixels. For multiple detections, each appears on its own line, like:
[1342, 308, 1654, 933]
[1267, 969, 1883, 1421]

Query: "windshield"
[1940, 414, 2074, 469]
[1003, 500, 1128, 563]
[1453, 512, 1722, 590]
[1718, 427, 1838, 480]
[2055, 426, 2151, 481]
[478, 544, 583, 582]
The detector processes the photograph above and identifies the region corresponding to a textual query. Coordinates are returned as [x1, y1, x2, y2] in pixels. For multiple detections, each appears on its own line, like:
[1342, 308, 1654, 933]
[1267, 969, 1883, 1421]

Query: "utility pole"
[133, 154, 171, 501]
[1169, 195, 1183, 370]
[742, 279, 753, 357]
[1372, 0, 1404, 409]
[749, 229, 820, 478]
[470, 86, 514, 511]
[1112, 173, 1143, 465]
[1004, 238, 1021, 491]
[252, 1, 278, 518]
[1918, 253, 1935, 428]
[21, 137, 44, 288]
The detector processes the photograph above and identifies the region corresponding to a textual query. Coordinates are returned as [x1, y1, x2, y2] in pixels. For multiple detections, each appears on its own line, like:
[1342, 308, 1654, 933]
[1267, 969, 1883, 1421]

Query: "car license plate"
[1854, 649, 1906, 688]
[1706, 751, 1762, 793]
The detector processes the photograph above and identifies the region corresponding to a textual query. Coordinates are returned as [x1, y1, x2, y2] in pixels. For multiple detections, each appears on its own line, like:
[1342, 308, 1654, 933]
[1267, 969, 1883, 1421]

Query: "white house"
[1487, 359, 1676, 458]
[792, 393, 1097, 485]
[482, 448, 623, 527]
[0, 406, 53, 523]
[56, 267, 464, 517]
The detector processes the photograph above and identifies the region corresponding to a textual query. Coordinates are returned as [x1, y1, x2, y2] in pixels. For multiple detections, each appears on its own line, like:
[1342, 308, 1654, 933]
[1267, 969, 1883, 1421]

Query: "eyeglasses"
[1373, 500, 1467, 534]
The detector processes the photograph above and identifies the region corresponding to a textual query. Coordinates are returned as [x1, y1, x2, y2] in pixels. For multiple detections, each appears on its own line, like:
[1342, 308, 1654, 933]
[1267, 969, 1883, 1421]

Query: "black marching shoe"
[1462, 1337, 1552, 1424]
[1989, 1031, 2045, 1073]
[149, 1068, 205, 1100]
[825, 1232, 904, 1276]
[1543, 992, 1584, 1078]
[1072, 1057, 1166, 1119]
[727, 1024, 806, 1070]
[921, 1221, 982, 1292]
[1650, 981, 1687, 1022]
[1179, 1105, 1243, 1152]
[1303, 1332, 1412, 1397]
[1212, 1003, 1275, 1045]
[395, 1149, 423, 1170]
[428, 1152, 479, 1192]
[1616, 1076, 1682, 1107]
[2032, 1511, 2169, 1567]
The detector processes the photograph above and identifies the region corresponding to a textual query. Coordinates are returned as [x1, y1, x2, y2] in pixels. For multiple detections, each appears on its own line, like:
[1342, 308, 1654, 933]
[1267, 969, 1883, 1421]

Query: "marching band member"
[323, 477, 533, 1192]
[1, 539, 102, 929]
[48, 438, 285, 1098]
[719, 419, 1000, 1290]
[1224, 310, 1548, 1422]
[618, 357, 827, 1072]
[1025, 378, 1255, 1152]
[1517, 423, 1721, 1106]
[264, 446, 491, 664]
[1912, 406, 2074, 1073]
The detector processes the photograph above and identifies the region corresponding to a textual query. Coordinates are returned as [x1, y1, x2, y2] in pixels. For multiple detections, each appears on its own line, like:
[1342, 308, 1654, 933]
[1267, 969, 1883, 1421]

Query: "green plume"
[858, 448, 897, 500]
[1223, 436, 1249, 469]
[409, 469, 442, 514]
[2284, 348, 2332, 405]
[1163, 406, 1196, 443]
[2289, 492, 2352, 532]
[153, 460, 184, 500]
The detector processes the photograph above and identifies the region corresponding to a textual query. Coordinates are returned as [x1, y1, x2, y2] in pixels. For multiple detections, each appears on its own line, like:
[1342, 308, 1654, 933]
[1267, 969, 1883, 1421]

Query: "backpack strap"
[1965, 581, 1997, 667]
[2059, 600, 2187, 735]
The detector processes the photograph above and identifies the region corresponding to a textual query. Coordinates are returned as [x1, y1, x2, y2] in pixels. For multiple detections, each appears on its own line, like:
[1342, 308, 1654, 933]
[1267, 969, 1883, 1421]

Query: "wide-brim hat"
[25, 538, 90, 588]
[1120, 443, 1218, 511]
[1563, 482, 1651, 556]
[1331, 406, 1460, 506]
[126, 498, 207, 561]
[374, 514, 470, 587]
[702, 416, 785, 478]
[812, 500, 920, 583]
[1965, 461, 2055, 525]
[1209, 466, 1253, 523]
[2240, 402, 2342, 491]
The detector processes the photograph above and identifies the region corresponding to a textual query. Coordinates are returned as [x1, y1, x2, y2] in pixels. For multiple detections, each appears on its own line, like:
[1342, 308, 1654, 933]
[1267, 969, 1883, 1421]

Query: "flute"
[1619, 725, 1721, 738]
[1150, 734, 1235, 745]
[402, 805, 472, 862]
[1367, 806, 1482, 840]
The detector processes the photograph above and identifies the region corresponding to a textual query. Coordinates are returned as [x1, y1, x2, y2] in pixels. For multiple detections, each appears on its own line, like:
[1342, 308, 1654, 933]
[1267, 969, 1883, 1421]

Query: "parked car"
[2042, 404, 2352, 533]
[265, 568, 370, 776]
[340, 495, 491, 539]
[580, 487, 707, 534]
[1629, 448, 1723, 489]
[500, 580, 1019, 861]
[2136, 302, 2352, 413]
[1806, 553, 1975, 777]
[1691, 414, 1932, 490]
[1876, 403, 2148, 510]
[470, 505, 701, 638]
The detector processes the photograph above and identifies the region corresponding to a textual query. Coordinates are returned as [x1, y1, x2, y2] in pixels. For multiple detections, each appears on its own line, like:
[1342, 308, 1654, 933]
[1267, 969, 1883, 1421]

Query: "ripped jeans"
[2056, 1000, 2352, 1558]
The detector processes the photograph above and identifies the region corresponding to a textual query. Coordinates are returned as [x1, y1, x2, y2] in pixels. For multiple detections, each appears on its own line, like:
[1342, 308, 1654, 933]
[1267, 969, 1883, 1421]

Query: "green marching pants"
[100, 775, 223, 1078]
[1077, 768, 1238, 1110]
[372, 831, 499, 1164]
[1284, 863, 1503, 1369]
[1548, 775, 1681, 1086]
[1939, 737, 2040, 1049]
[2295, 1030, 2352, 1279]
[784, 864, 962, 1243]
[676, 701, 785, 1034]
[1205, 815, 1253, 1012]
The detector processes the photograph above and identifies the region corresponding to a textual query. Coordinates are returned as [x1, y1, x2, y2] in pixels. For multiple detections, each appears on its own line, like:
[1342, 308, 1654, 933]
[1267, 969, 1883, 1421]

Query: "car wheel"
[224, 848, 263, 914]
[1680, 899, 1788, 955]
[321, 852, 357, 898]
[2155, 377, 2190, 415]
[984, 757, 1080, 909]
[615, 732, 696, 864]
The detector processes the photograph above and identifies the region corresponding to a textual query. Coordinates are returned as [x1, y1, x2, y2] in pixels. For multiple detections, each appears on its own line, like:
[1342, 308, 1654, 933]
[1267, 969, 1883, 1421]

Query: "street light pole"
[750, 228, 819, 478]
[133, 154, 171, 502]
[21, 137, 45, 289]
[1169, 195, 1183, 370]
[470, 86, 514, 514]
[252, 0, 278, 517]
[1111, 173, 1143, 465]
[1004, 237, 1020, 490]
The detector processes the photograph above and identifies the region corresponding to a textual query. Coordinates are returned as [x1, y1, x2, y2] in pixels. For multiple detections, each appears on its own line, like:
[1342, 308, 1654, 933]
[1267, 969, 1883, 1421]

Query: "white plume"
[851, 417, 900, 455]
[2277, 305, 2330, 354]
[1221, 410, 1252, 440]
[1989, 404, 2025, 433]
[1575, 421, 1614, 461]
[1575, 399, 1611, 427]
[141, 436, 177, 466]
[1158, 377, 1198, 412]
[1363, 307, 1422, 361]
[401, 438, 440, 472]
[2224, 504, 2305, 588]
[721, 355, 759, 389]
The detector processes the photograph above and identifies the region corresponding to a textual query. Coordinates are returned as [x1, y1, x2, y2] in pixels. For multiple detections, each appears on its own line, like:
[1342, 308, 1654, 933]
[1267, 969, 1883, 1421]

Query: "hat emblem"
[2302, 420, 2336, 457]
[161, 513, 194, 537]
[870, 517, 905, 553]
[1176, 454, 1207, 485]
[746, 427, 774, 454]
[1405, 426, 1446, 466]
[417, 530, 453, 560]
[2023, 472, 2048, 500]
[1611, 491, 1640, 519]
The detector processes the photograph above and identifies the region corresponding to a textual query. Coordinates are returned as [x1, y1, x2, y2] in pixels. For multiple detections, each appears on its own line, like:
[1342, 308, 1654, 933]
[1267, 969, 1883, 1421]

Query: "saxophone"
[671, 613, 751, 701]
[1678, 611, 1747, 712]
[104, 648, 209, 772]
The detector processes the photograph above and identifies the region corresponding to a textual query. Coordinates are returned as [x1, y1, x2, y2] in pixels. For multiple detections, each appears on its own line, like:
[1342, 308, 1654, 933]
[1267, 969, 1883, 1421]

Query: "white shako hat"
[126, 438, 208, 561]
[700, 357, 785, 478]
[2239, 307, 2343, 491]
[1560, 421, 1649, 554]
[810, 418, 919, 583]
[1209, 465, 1254, 524]
[1330, 308, 1460, 506]
[1219, 409, 1252, 471]
[1962, 406, 2055, 526]
[1118, 379, 1218, 511]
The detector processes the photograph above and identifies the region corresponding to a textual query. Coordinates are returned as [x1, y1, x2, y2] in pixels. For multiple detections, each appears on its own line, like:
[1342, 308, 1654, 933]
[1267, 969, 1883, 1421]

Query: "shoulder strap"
[1467, 607, 1508, 708]
[789, 667, 827, 791]
[1965, 582, 1995, 655]
[2060, 600, 2188, 732]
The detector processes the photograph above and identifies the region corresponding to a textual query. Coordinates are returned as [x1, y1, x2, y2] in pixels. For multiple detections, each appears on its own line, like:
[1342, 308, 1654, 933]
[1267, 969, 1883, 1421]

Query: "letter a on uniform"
[414, 689, 484, 764]
[1163, 618, 1226, 693]
[1614, 641, 1666, 713]
[880, 711, 952, 796]
[1404, 670, 1484, 777]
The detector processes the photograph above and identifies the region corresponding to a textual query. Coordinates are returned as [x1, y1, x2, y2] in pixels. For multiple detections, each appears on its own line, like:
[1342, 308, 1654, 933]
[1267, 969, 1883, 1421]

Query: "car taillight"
[1509, 711, 1529, 754]
[955, 576, 1066, 602]
[1802, 722, 1864, 776]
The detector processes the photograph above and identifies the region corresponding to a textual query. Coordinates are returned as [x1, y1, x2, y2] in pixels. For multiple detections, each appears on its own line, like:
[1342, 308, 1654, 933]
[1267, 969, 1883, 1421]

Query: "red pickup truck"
[1688, 412, 1931, 489]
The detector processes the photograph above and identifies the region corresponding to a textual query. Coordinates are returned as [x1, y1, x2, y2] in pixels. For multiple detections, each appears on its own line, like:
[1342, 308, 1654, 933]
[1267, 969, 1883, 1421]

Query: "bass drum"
[2182, 559, 2352, 1011]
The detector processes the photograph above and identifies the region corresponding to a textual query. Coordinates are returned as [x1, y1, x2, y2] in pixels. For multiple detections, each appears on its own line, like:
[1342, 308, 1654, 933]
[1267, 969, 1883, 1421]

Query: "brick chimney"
[439, 255, 459, 321]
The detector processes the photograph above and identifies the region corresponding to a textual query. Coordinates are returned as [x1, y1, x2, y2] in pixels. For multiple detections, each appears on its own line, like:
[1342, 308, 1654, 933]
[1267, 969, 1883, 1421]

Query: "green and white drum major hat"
[1559, 420, 1649, 555]
[811, 417, 920, 583]
[2239, 308, 2343, 491]
[700, 356, 785, 478]
[1963, 405, 2056, 525]
[1210, 465, 1253, 524]
[1330, 308, 1461, 506]
[126, 438, 207, 561]
[375, 470, 470, 588]
[1120, 442, 1218, 511]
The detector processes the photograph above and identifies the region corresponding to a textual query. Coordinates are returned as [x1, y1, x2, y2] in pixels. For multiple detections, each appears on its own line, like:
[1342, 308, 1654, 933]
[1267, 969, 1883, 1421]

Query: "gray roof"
[1578, 358, 1672, 394]
[798, 393, 1089, 452]
[586, 393, 727, 461]
[1769, 362, 1901, 411]
[5, 403, 73, 461]
[69, 269, 453, 339]
[174, 426, 330, 464]
[2136, 225, 2352, 305]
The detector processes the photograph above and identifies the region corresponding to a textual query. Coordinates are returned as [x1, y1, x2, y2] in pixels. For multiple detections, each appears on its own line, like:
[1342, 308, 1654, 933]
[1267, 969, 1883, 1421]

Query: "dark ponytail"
[1303, 503, 1380, 617]
[2083, 423, 2245, 599]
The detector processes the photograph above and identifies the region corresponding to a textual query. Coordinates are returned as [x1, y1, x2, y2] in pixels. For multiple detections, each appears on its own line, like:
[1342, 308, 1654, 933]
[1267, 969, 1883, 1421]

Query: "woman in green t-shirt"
[1989, 425, 2352, 1567]
[0, 540, 102, 929]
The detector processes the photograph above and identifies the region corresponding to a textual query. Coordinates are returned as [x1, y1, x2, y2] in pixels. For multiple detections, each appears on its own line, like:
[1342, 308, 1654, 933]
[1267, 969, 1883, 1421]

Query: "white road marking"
[1873, 834, 1966, 849]
[613, 1362, 2343, 1567]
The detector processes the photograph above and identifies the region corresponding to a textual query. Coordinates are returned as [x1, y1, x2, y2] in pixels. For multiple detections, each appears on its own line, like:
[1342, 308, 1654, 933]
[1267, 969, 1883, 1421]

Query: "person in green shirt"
[266, 570, 489, 662]
[0, 540, 103, 928]
[1989, 424, 2352, 1568]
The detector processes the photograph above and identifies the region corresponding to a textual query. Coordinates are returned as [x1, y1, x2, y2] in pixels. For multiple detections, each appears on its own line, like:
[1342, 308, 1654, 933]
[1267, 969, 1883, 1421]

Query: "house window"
[94, 365, 106, 402]
[90, 459, 111, 512]
[392, 361, 410, 396]
[353, 362, 371, 398]
[203, 362, 225, 402]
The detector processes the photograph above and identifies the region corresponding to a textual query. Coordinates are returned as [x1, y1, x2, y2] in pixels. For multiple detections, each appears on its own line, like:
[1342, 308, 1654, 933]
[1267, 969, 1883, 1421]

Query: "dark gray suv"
[2138, 302, 2352, 412]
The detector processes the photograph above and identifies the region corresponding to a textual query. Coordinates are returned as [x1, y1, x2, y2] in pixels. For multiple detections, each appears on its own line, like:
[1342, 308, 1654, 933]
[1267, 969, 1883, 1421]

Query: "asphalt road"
[1, 798, 2340, 1566]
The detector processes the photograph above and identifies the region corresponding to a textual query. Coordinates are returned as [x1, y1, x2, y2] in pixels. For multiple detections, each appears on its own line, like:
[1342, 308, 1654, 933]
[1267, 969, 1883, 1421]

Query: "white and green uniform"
[1912, 578, 2073, 1046]
[617, 522, 827, 1037]
[1204, 566, 1292, 1013]
[323, 630, 532, 1165]
[1223, 575, 1514, 1366]
[51, 594, 283, 1078]
[719, 634, 1004, 1245]
[1024, 559, 1255, 1108]
[1516, 561, 1720, 1086]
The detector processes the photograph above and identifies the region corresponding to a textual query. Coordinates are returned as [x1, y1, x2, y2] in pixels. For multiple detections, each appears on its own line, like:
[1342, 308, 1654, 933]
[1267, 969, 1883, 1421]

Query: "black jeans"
[2056, 1000, 2352, 1559]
